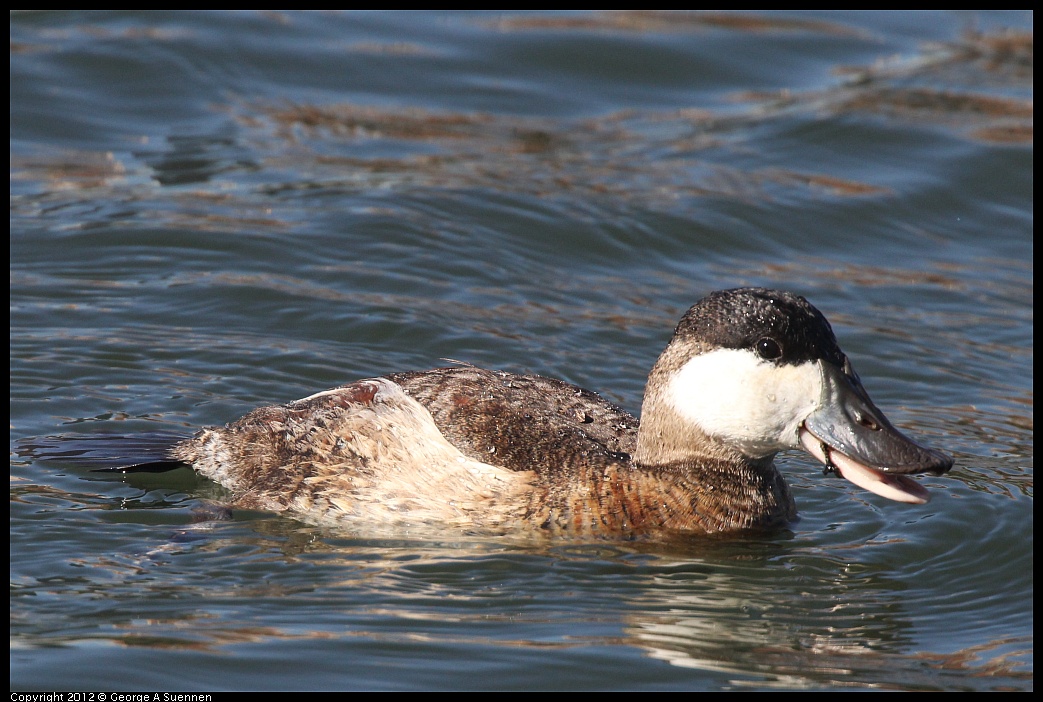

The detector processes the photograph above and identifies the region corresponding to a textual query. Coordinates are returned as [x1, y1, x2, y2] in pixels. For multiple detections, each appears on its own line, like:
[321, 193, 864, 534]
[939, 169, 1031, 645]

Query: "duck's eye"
[756, 337, 782, 360]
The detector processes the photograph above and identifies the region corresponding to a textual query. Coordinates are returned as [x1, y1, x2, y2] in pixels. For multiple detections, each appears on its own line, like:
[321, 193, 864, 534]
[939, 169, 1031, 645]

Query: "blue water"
[10, 11, 1032, 691]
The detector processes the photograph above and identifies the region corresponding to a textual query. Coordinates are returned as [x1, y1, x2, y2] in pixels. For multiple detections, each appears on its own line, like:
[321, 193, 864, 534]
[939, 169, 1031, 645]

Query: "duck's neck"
[607, 358, 798, 535]
[632, 355, 745, 467]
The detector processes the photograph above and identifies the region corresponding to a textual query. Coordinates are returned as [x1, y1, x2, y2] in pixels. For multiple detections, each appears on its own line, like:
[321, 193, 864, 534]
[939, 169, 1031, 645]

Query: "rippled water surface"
[11, 11, 1032, 691]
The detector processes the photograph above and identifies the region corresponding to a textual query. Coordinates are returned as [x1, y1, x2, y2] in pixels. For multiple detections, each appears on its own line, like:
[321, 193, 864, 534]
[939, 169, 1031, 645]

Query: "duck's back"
[170, 368, 640, 532]
[388, 366, 638, 472]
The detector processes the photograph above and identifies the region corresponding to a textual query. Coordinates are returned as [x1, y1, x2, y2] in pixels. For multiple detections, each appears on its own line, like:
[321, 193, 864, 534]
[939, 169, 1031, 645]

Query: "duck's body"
[137, 288, 951, 537]
[173, 367, 795, 536]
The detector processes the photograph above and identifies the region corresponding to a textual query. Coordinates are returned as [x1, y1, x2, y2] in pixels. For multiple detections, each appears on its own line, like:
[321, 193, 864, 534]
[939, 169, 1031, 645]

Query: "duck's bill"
[799, 359, 953, 505]
[799, 428, 934, 503]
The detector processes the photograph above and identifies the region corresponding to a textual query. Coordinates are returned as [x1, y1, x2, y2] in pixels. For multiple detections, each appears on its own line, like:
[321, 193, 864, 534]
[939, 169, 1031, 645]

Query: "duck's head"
[635, 288, 953, 503]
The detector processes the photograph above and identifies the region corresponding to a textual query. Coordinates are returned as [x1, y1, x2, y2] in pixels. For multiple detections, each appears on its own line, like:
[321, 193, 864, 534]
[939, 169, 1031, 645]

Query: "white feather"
[667, 349, 826, 458]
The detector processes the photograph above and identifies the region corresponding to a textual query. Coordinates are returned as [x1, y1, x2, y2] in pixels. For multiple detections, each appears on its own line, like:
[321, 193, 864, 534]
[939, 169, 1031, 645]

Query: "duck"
[110, 287, 953, 538]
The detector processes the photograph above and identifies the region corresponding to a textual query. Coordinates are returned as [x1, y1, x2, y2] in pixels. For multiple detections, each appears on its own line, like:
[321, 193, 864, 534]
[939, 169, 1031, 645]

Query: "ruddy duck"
[111, 288, 953, 537]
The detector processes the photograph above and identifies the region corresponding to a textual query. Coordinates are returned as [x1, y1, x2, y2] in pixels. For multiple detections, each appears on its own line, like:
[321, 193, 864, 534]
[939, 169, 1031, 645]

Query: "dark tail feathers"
[17, 431, 191, 473]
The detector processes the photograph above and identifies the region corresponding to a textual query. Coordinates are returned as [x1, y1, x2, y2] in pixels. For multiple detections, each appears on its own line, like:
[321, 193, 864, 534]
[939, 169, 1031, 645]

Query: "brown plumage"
[162, 288, 952, 538]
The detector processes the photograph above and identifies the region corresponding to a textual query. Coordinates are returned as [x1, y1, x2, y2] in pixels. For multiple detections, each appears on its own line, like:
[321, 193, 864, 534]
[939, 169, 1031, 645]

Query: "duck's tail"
[17, 431, 192, 473]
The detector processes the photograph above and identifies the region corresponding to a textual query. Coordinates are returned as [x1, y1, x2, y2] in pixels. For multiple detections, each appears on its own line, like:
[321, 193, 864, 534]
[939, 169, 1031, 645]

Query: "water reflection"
[11, 465, 1028, 688]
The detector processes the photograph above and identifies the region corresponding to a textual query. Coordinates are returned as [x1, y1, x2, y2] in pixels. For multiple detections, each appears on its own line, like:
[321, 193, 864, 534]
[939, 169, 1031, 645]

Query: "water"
[10, 10, 1032, 691]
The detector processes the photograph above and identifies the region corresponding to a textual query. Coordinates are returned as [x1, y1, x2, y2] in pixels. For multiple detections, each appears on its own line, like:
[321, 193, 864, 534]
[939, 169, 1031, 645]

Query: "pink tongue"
[799, 429, 931, 504]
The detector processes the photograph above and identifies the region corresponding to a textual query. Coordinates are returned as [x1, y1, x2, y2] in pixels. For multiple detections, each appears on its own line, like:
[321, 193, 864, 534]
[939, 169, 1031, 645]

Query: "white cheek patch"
[667, 349, 826, 458]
